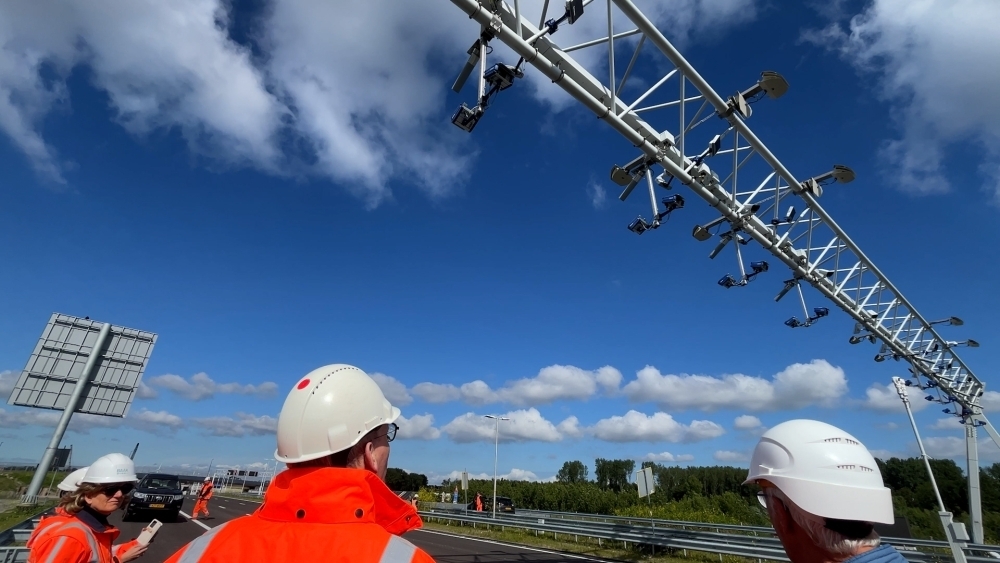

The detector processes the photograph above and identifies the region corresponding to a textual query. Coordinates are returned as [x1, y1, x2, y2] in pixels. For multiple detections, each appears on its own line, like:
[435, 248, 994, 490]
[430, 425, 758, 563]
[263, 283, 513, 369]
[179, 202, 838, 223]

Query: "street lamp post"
[483, 415, 509, 519]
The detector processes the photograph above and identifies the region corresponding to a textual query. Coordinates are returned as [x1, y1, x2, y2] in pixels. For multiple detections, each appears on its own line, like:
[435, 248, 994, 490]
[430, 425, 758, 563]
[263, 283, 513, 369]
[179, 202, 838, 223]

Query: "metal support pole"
[966, 424, 983, 543]
[893, 378, 968, 563]
[22, 322, 112, 505]
[492, 418, 499, 519]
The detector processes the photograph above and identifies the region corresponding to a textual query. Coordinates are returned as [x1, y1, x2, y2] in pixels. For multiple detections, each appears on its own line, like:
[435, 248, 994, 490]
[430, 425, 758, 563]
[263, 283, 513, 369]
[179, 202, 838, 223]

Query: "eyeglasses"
[379, 423, 398, 443]
[756, 490, 768, 508]
[100, 483, 134, 497]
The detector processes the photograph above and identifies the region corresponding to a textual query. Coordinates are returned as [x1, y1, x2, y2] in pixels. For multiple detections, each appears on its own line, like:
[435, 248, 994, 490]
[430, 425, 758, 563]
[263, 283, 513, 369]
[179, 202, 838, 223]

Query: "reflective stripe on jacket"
[27, 508, 135, 563]
[165, 467, 434, 563]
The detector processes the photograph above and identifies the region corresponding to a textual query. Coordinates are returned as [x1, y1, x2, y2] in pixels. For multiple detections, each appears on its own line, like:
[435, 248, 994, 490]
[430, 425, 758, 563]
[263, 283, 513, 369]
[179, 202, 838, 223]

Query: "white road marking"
[179, 511, 211, 531]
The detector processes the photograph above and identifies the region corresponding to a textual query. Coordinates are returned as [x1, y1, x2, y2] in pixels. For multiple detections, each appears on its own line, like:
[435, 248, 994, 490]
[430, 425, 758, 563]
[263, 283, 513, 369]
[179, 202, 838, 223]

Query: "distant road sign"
[636, 467, 655, 499]
[8, 313, 157, 417]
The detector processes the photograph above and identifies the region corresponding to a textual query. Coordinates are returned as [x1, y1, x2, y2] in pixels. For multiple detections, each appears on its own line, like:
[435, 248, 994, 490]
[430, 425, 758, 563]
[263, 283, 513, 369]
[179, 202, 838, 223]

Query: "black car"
[124, 473, 184, 521]
[467, 496, 515, 514]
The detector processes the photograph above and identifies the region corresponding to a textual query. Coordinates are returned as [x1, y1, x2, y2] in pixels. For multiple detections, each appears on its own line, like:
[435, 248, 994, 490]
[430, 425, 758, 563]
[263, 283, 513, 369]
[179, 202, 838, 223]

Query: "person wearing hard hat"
[165, 364, 434, 563]
[27, 453, 149, 563]
[192, 476, 214, 519]
[744, 420, 908, 563]
[56, 466, 89, 497]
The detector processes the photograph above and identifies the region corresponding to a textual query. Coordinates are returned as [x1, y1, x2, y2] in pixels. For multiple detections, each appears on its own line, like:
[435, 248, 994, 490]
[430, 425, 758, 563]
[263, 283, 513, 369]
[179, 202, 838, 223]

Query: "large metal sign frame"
[10, 313, 156, 504]
[443, 0, 994, 553]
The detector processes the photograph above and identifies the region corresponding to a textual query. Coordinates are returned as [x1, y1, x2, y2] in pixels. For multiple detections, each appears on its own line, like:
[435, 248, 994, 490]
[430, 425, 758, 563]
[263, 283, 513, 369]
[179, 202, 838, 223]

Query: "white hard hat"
[275, 364, 400, 464]
[744, 419, 893, 524]
[57, 467, 89, 492]
[81, 453, 138, 484]
[204, 477, 212, 482]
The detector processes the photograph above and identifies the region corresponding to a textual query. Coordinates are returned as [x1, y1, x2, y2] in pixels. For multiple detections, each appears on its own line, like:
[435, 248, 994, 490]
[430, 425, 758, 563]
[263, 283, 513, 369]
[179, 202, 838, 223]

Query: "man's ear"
[362, 441, 378, 474]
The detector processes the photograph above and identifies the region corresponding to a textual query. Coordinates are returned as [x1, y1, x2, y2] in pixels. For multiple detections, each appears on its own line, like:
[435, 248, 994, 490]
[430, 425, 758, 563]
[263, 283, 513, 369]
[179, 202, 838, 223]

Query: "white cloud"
[860, 382, 928, 413]
[0, 0, 763, 206]
[413, 365, 622, 407]
[371, 372, 413, 407]
[411, 382, 462, 404]
[642, 452, 695, 463]
[396, 414, 440, 440]
[877, 422, 899, 431]
[441, 408, 563, 443]
[191, 412, 278, 437]
[981, 391, 1000, 412]
[557, 416, 584, 438]
[713, 450, 749, 463]
[734, 415, 763, 431]
[146, 372, 278, 401]
[802, 0, 1000, 202]
[589, 410, 725, 443]
[621, 360, 847, 412]
[927, 417, 963, 431]
[587, 179, 607, 209]
[128, 409, 185, 435]
[0, 370, 17, 398]
[136, 381, 158, 399]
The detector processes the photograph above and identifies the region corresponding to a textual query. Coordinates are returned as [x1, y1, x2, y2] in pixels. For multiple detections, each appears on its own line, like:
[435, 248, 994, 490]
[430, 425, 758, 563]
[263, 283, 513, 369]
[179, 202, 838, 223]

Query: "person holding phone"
[27, 453, 149, 563]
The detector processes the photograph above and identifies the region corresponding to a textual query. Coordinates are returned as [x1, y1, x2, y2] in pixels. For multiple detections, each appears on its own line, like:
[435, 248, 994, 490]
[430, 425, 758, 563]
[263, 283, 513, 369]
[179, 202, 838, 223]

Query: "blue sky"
[2, 0, 999, 484]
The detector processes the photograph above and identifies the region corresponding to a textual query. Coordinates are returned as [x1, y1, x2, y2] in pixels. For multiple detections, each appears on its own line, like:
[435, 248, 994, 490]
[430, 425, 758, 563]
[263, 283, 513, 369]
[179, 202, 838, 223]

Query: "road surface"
[106, 495, 606, 562]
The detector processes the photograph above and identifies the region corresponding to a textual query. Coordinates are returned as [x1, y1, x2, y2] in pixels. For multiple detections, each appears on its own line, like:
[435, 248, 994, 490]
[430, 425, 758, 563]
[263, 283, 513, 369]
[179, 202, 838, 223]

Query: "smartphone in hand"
[136, 519, 163, 546]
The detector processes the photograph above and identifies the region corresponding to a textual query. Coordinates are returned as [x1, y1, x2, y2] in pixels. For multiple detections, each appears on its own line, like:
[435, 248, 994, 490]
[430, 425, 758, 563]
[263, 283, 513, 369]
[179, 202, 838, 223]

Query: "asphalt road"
[107, 495, 606, 562]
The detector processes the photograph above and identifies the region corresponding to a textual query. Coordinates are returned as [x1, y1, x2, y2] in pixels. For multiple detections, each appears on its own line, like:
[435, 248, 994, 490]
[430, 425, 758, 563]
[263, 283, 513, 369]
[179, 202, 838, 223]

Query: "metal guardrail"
[420, 507, 1000, 562]
[0, 548, 28, 563]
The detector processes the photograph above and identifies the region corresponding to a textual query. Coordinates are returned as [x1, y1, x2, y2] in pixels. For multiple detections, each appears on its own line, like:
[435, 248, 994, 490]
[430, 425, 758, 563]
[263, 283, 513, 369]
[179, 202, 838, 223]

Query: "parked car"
[124, 473, 184, 521]
[467, 496, 515, 514]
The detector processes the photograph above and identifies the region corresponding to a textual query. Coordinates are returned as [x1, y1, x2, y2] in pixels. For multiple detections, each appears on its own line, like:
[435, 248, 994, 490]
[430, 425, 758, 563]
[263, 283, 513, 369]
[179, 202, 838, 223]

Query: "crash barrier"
[0, 548, 27, 563]
[419, 508, 1000, 562]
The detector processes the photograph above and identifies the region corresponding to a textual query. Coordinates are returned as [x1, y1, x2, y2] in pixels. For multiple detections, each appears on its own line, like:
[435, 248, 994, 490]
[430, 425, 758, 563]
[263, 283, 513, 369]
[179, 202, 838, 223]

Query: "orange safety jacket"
[198, 482, 214, 500]
[27, 507, 140, 563]
[166, 467, 434, 563]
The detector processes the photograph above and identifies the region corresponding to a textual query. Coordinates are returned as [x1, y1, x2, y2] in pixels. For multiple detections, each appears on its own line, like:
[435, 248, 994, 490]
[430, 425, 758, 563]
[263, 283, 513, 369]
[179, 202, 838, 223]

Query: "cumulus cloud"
[642, 452, 695, 463]
[734, 415, 763, 431]
[621, 360, 847, 412]
[0, 0, 763, 206]
[136, 381, 158, 400]
[371, 372, 412, 407]
[0, 405, 182, 435]
[396, 414, 441, 440]
[191, 412, 278, 437]
[441, 408, 563, 443]
[557, 416, 584, 439]
[0, 370, 17, 398]
[927, 417, 963, 431]
[713, 450, 749, 463]
[146, 372, 278, 401]
[413, 365, 622, 407]
[860, 381, 927, 413]
[802, 0, 1000, 202]
[981, 391, 1000, 412]
[589, 410, 725, 443]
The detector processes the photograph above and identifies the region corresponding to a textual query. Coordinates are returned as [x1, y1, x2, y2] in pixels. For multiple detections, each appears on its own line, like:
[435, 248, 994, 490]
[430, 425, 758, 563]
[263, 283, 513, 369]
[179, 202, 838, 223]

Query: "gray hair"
[764, 487, 880, 556]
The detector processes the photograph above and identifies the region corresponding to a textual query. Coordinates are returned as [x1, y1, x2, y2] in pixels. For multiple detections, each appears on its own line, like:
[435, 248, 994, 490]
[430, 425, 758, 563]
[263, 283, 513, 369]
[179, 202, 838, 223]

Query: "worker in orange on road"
[474, 492, 483, 512]
[191, 477, 214, 519]
[166, 364, 434, 563]
[28, 453, 148, 563]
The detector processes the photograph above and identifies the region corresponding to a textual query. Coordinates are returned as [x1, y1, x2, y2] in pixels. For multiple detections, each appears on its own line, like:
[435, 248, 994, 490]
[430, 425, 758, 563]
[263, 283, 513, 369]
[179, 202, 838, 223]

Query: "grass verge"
[0, 501, 57, 534]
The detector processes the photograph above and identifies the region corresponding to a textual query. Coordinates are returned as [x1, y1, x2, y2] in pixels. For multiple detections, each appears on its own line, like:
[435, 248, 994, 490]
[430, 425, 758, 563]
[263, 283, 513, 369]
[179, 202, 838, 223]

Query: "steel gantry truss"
[444, 0, 996, 556]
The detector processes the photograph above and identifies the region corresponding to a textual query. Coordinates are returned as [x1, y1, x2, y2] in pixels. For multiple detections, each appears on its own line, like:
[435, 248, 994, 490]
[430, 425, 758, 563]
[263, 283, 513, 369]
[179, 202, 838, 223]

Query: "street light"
[483, 415, 509, 519]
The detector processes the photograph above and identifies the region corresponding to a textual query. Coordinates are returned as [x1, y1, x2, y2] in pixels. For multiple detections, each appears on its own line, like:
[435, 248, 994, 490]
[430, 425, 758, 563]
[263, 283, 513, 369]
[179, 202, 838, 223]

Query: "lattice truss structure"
[445, 0, 997, 544]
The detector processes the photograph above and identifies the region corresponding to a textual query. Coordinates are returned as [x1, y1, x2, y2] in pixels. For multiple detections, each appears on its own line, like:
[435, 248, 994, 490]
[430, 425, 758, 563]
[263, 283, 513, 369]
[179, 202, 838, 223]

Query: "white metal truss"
[445, 0, 995, 552]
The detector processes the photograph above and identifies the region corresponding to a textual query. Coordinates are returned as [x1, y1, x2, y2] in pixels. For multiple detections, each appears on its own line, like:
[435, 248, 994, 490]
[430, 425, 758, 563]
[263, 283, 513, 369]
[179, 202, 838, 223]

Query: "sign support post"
[22, 323, 111, 505]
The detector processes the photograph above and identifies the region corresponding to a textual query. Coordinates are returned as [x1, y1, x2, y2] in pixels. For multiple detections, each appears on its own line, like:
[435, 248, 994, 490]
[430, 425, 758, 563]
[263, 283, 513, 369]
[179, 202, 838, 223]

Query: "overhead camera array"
[443, 0, 991, 547]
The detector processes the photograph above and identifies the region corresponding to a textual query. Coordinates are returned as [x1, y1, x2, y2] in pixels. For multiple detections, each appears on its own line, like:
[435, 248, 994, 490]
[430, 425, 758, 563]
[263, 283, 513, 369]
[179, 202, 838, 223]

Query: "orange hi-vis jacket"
[27, 507, 140, 563]
[198, 482, 213, 500]
[165, 467, 434, 563]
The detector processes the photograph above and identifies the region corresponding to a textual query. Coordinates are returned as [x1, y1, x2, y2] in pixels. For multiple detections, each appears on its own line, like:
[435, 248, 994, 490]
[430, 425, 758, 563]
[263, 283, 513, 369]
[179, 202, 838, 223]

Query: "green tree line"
[424, 457, 1000, 542]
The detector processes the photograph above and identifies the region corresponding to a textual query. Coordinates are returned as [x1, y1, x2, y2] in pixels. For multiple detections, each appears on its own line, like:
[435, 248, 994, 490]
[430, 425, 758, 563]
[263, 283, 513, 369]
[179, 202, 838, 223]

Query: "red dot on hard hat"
[297, 379, 311, 390]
